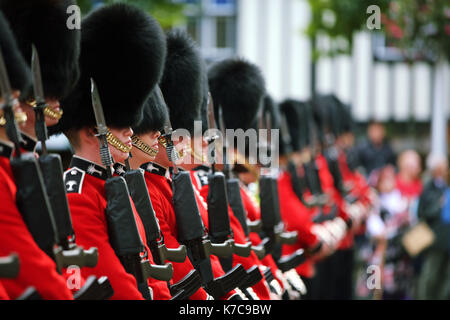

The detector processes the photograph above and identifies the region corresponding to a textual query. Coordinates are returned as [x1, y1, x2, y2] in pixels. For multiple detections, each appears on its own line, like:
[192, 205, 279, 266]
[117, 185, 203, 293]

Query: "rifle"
[217, 106, 265, 258]
[156, 87, 247, 299]
[205, 94, 252, 272]
[256, 107, 311, 274]
[257, 109, 298, 249]
[91, 78, 173, 300]
[0, 46, 111, 300]
[119, 160, 203, 299]
[226, 179, 266, 260]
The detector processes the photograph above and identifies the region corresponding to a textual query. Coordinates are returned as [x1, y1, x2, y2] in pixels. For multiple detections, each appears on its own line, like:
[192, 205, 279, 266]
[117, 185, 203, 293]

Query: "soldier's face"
[0, 91, 26, 133]
[109, 127, 133, 163]
[133, 130, 160, 161]
[44, 99, 62, 127]
[20, 98, 62, 137]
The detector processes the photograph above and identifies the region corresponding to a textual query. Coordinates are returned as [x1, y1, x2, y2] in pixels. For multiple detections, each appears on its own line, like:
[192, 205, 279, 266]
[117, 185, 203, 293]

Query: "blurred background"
[51, 0, 449, 300]
[52, 0, 450, 165]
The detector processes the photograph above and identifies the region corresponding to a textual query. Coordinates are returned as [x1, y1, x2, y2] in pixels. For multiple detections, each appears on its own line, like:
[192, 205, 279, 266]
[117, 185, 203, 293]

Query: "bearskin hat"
[312, 94, 346, 139]
[51, 3, 166, 134]
[208, 58, 265, 131]
[0, 11, 30, 94]
[279, 99, 304, 153]
[159, 29, 205, 134]
[0, 0, 80, 101]
[132, 86, 168, 135]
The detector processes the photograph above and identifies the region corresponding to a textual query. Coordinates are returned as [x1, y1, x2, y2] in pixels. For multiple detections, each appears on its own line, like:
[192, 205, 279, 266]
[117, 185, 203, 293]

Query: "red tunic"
[141, 163, 236, 299]
[64, 156, 171, 300]
[0, 143, 73, 300]
[338, 151, 372, 236]
[190, 169, 272, 300]
[277, 170, 320, 278]
[315, 154, 353, 249]
[0, 281, 9, 300]
[139, 162, 208, 300]
[237, 185, 287, 284]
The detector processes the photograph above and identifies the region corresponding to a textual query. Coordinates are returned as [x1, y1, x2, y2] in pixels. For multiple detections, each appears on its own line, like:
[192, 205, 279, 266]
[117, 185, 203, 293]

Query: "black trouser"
[332, 247, 354, 300]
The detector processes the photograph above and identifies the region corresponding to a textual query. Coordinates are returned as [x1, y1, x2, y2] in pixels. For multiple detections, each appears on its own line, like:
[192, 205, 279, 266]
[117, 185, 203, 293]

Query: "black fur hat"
[330, 95, 353, 135]
[132, 86, 168, 135]
[52, 3, 166, 134]
[279, 99, 303, 153]
[159, 29, 205, 134]
[0, 11, 30, 94]
[0, 0, 80, 101]
[208, 58, 265, 131]
[311, 94, 343, 139]
[297, 100, 314, 147]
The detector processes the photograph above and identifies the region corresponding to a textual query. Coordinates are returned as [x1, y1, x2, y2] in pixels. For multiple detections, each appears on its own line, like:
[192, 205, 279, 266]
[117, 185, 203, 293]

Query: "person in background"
[416, 154, 450, 300]
[357, 121, 397, 177]
[396, 150, 423, 201]
[372, 165, 415, 300]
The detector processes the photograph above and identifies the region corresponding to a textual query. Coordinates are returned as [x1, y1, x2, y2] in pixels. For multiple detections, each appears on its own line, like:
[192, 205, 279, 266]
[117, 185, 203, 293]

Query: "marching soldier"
[273, 98, 336, 299]
[52, 3, 171, 299]
[125, 88, 211, 300]
[206, 57, 289, 300]
[312, 95, 369, 299]
[150, 29, 243, 300]
[0, 10, 74, 300]
[0, 0, 80, 150]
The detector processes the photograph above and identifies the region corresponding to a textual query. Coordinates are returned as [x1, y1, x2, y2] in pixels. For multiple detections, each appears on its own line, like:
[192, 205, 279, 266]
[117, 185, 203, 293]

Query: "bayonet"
[217, 106, 231, 178]
[206, 93, 219, 171]
[91, 78, 113, 177]
[155, 85, 180, 173]
[31, 45, 45, 106]
[31, 45, 49, 154]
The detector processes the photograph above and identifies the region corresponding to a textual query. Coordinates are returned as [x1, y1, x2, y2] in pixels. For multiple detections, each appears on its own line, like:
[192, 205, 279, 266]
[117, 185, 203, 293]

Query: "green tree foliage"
[76, 0, 186, 30]
[306, 0, 449, 62]
[306, 0, 389, 58]
[382, 0, 450, 62]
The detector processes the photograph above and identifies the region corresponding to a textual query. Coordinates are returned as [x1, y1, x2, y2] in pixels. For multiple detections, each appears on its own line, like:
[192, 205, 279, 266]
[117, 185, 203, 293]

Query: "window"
[180, 0, 237, 61]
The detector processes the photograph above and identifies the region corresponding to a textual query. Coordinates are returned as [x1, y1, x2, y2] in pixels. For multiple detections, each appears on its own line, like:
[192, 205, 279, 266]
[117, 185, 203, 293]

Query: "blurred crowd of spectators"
[353, 121, 450, 300]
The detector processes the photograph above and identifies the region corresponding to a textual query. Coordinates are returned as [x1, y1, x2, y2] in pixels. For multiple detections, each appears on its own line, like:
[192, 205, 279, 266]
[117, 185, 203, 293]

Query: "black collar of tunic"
[0, 140, 13, 159]
[70, 156, 110, 180]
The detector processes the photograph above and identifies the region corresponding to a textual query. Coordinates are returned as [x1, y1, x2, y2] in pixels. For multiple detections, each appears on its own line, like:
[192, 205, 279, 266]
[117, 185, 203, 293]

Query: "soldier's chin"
[45, 115, 59, 127]
[114, 151, 129, 164]
[109, 147, 129, 164]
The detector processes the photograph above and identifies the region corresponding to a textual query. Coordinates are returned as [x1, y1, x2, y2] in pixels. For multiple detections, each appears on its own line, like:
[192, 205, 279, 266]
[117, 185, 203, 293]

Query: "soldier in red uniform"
[124, 90, 211, 300]
[0, 0, 81, 151]
[309, 94, 369, 299]
[51, 3, 172, 300]
[206, 58, 295, 300]
[0, 10, 74, 300]
[128, 29, 241, 300]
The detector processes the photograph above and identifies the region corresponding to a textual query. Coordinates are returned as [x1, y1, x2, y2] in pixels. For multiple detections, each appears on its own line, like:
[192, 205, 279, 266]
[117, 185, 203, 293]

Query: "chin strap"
[0, 110, 27, 126]
[26, 98, 63, 120]
[131, 135, 158, 157]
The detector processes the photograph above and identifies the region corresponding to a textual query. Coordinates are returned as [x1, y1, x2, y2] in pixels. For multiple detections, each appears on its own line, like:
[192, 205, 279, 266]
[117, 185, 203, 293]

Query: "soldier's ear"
[87, 127, 97, 138]
[77, 127, 97, 147]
